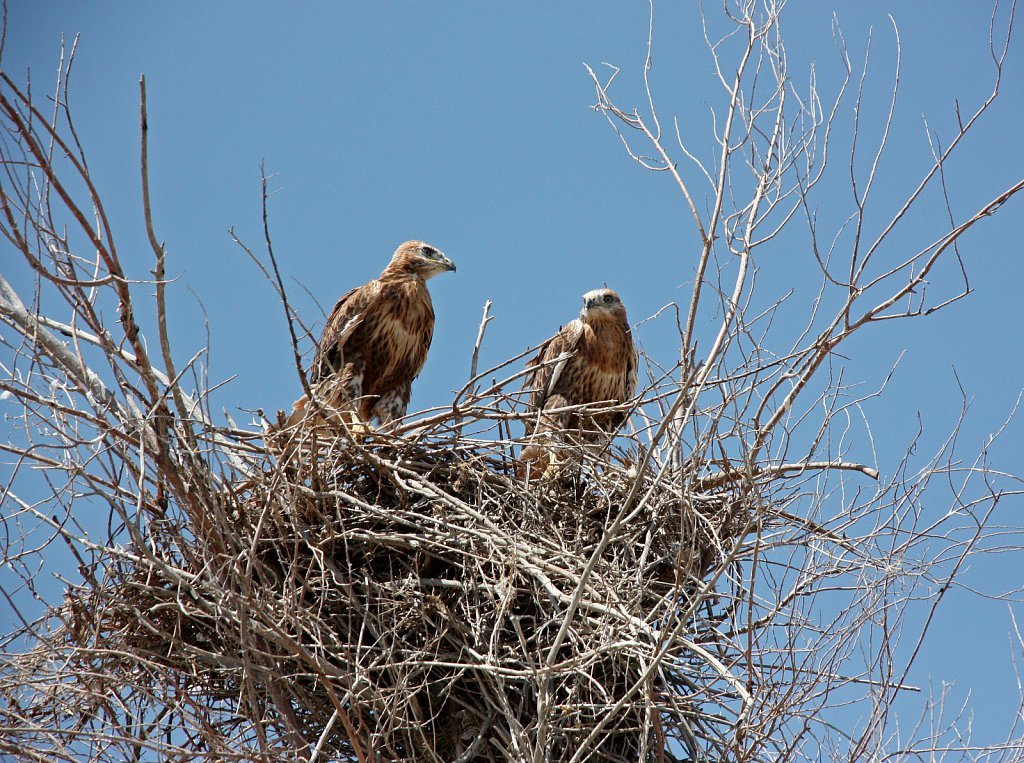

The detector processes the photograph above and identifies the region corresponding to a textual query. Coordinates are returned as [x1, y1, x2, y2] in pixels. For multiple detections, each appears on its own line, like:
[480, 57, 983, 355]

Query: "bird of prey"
[290, 240, 455, 431]
[518, 288, 638, 477]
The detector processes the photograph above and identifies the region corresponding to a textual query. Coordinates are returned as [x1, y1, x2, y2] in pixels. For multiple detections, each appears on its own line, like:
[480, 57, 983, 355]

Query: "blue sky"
[4, 1, 1024, 754]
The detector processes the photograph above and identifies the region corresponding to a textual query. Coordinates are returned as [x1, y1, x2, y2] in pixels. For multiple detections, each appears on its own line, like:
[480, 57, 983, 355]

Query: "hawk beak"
[441, 255, 456, 273]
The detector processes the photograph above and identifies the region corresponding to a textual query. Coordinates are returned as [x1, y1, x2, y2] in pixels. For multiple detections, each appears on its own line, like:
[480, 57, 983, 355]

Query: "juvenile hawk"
[519, 288, 637, 476]
[291, 240, 456, 430]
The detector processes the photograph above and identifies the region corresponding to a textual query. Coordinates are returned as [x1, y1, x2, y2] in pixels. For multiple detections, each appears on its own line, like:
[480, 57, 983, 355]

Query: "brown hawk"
[290, 240, 455, 430]
[518, 288, 638, 477]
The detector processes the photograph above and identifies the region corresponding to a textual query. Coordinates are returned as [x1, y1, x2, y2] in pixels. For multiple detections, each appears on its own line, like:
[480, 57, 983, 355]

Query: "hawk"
[290, 240, 456, 431]
[518, 288, 638, 477]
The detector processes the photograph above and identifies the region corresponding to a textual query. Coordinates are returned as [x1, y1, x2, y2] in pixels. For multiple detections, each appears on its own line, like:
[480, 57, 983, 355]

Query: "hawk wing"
[310, 281, 381, 384]
[522, 319, 583, 436]
[626, 342, 638, 399]
[611, 339, 639, 429]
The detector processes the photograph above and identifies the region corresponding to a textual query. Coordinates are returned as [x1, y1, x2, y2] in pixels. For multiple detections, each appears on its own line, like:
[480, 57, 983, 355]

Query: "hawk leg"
[518, 394, 571, 479]
[370, 383, 412, 429]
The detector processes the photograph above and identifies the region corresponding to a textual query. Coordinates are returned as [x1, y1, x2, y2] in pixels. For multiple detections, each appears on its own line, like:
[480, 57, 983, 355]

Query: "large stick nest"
[20, 410, 753, 762]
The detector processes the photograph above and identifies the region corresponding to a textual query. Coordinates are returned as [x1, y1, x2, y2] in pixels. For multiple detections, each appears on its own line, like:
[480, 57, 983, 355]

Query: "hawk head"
[390, 240, 457, 280]
[580, 288, 627, 322]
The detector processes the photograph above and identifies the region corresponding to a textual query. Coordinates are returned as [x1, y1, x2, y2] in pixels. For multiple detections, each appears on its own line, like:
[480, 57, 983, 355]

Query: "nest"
[33, 413, 753, 762]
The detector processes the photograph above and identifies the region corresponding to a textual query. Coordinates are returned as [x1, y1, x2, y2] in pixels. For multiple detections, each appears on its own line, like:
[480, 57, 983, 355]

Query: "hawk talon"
[347, 420, 376, 438]
[542, 451, 567, 481]
[542, 463, 565, 481]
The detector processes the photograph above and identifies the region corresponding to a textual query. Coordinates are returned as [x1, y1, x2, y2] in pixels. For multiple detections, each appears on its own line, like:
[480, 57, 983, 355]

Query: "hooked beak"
[439, 254, 456, 273]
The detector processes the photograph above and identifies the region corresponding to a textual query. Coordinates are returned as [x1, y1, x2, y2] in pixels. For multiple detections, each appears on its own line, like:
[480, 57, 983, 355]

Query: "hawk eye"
[603, 294, 614, 303]
[423, 248, 437, 259]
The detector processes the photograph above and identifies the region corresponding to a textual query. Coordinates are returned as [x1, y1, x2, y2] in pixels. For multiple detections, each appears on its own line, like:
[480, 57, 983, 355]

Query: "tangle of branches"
[2, 3, 1022, 761]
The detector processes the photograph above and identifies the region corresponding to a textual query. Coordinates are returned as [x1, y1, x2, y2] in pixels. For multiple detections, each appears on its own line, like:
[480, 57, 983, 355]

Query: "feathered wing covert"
[290, 240, 455, 429]
[519, 288, 638, 475]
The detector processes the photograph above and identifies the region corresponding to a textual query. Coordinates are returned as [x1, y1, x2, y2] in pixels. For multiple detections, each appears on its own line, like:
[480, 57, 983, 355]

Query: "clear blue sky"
[4, 1, 1023, 753]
